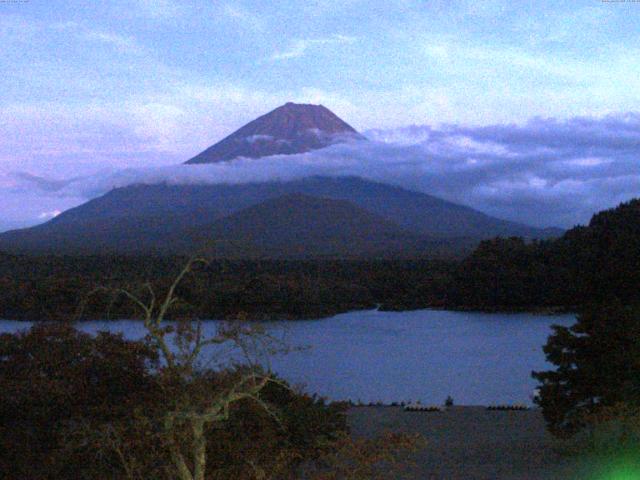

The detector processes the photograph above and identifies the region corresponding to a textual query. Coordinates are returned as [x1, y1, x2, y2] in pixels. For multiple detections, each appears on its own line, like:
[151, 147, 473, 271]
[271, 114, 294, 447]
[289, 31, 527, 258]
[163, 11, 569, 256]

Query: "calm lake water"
[0, 309, 575, 405]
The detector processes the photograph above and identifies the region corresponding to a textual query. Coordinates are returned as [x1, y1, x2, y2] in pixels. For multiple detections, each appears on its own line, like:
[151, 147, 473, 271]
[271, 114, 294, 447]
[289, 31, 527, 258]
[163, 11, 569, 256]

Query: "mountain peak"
[185, 102, 363, 164]
[280, 101, 325, 110]
[283, 101, 312, 107]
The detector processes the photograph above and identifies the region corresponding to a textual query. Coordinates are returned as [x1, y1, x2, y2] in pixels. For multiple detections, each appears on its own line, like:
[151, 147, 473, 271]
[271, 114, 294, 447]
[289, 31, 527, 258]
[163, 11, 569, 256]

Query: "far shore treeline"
[1, 198, 639, 321]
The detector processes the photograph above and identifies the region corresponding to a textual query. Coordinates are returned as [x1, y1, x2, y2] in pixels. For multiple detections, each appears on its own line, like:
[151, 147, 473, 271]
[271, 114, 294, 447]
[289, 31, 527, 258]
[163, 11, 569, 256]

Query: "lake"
[0, 309, 575, 406]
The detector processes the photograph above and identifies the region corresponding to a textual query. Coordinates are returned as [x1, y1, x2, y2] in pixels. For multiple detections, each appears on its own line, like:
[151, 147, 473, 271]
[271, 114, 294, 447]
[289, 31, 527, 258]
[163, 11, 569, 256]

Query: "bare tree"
[89, 257, 287, 480]
[78, 257, 423, 480]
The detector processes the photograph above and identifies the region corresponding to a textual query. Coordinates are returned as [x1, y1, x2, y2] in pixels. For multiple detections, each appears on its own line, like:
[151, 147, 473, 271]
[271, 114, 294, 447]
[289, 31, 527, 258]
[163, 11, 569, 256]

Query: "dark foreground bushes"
[0, 322, 424, 480]
[0, 323, 157, 479]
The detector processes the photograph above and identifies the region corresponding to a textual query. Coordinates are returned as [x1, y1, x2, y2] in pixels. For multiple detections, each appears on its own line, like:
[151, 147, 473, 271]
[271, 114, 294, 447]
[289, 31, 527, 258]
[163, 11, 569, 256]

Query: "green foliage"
[303, 431, 425, 480]
[569, 403, 640, 456]
[202, 380, 349, 479]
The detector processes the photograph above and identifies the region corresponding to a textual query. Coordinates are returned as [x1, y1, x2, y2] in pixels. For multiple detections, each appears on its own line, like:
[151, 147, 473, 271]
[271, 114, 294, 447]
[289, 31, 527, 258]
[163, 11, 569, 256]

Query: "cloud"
[38, 209, 61, 220]
[221, 3, 264, 30]
[0, 186, 86, 233]
[3, 16, 144, 55]
[245, 134, 274, 143]
[83, 31, 143, 54]
[13, 112, 640, 230]
[47, 21, 145, 54]
[0, 82, 364, 176]
[270, 34, 357, 61]
[9, 172, 82, 192]
[420, 37, 594, 81]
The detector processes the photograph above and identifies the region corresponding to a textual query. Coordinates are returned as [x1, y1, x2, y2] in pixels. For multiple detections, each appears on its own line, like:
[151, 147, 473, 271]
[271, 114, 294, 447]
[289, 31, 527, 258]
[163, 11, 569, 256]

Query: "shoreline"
[0, 305, 577, 323]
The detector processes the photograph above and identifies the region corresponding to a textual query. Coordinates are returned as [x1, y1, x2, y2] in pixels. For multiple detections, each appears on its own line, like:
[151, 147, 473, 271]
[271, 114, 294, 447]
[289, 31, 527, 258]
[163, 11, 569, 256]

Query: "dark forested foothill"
[0, 198, 639, 321]
[447, 199, 640, 310]
[0, 255, 456, 321]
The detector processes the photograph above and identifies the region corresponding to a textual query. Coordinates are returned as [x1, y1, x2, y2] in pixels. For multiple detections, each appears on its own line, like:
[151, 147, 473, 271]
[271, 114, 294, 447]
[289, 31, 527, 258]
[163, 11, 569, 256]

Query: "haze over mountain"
[0, 104, 562, 257]
[185, 102, 364, 164]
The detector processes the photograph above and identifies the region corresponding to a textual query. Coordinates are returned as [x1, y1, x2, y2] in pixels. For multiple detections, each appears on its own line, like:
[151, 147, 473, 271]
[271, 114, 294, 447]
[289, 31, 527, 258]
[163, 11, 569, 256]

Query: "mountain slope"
[183, 193, 436, 258]
[185, 102, 364, 164]
[0, 177, 560, 255]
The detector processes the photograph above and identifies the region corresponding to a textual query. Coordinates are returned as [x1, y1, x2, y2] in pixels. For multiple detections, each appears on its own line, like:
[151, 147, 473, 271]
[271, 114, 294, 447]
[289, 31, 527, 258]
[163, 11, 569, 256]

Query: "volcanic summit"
[185, 102, 364, 164]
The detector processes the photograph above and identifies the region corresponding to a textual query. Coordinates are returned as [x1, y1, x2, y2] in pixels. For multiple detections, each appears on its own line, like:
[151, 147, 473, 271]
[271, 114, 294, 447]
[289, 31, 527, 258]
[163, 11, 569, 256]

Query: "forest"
[0, 255, 454, 321]
[1, 199, 638, 321]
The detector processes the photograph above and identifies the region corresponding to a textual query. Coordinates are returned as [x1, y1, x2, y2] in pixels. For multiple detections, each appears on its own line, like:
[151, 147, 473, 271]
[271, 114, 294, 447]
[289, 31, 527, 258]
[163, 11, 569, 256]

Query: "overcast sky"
[1, 0, 640, 231]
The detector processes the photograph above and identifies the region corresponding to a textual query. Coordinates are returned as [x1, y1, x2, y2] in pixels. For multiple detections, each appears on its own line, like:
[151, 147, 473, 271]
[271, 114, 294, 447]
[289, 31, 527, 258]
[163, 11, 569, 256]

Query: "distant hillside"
[182, 193, 437, 258]
[0, 177, 558, 256]
[185, 102, 364, 164]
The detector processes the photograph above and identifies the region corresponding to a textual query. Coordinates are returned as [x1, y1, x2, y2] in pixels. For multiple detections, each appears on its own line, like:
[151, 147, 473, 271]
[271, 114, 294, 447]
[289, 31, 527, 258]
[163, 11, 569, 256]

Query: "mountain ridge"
[0, 177, 561, 256]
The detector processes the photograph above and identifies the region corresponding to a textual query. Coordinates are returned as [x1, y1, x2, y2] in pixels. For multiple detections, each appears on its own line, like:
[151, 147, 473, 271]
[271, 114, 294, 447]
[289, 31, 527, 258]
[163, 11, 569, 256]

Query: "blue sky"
[1, 0, 640, 230]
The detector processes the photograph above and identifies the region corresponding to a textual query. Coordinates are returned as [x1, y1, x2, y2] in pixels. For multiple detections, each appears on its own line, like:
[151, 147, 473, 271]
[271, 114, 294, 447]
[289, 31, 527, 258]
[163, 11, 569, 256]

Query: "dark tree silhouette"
[533, 302, 640, 437]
